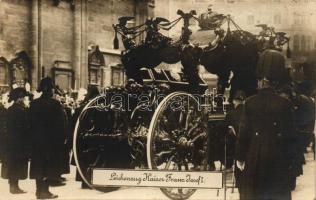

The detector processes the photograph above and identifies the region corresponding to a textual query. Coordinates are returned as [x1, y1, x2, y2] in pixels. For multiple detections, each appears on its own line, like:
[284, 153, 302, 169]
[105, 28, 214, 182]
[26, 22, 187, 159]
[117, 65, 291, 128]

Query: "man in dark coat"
[236, 50, 295, 200]
[1, 88, 30, 194]
[46, 93, 70, 186]
[0, 97, 8, 163]
[224, 90, 246, 192]
[29, 77, 66, 199]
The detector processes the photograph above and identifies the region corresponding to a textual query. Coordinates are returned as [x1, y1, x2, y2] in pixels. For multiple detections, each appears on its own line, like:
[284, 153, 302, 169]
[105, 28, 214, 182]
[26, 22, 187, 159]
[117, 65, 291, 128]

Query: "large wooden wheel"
[147, 92, 209, 200]
[73, 95, 130, 191]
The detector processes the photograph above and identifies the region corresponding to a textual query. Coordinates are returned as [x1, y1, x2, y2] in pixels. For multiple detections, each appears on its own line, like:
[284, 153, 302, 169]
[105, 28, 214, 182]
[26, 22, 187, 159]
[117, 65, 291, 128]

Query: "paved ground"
[0, 148, 315, 200]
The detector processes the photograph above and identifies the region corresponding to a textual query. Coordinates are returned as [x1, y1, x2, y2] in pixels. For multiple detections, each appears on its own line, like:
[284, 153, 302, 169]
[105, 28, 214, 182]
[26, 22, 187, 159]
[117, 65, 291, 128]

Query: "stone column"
[30, 0, 42, 89]
[134, 0, 149, 42]
[73, 0, 81, 90]
[73, 0, 88, 89]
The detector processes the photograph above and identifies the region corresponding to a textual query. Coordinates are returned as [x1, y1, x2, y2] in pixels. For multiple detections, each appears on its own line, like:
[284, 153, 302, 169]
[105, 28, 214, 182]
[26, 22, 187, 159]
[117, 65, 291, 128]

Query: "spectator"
[224, 90, 246, 192]
[1, 88, 30, 194]
[29, 77, 66, 199]
[0, 94, 8, 163]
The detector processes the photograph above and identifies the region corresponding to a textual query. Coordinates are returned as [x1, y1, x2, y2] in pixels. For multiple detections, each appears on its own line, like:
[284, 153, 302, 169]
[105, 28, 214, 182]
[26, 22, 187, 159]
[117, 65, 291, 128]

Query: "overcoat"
[224, 104, 244, 189]
[29, 95, 66, 179]
[0, 104, 8, 162]
[236, 88, 295, 200]
[291, 94, 315, 177]
[60, 105, 72, 174]
[1, 103, 30, 180]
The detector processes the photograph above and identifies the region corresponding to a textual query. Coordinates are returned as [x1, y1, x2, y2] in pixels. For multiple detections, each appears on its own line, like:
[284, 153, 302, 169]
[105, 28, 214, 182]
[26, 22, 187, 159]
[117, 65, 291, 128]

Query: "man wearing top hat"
[29, 77, 66, 199]
[1, 87, 30, 194]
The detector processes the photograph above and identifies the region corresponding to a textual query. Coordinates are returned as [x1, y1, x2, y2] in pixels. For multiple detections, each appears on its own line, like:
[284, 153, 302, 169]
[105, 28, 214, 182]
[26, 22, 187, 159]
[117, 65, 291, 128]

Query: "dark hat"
[37, 77, 55, 92]
[233, 90, 246, 101]
[9, 87, 28, 102]
[84, 85, 100, 101]
[256, 49, 288, 83]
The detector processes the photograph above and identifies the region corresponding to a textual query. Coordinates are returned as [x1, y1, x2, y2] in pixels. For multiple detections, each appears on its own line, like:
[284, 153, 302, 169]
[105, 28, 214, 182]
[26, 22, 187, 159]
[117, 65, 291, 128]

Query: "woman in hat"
[1, 87, 30, 194]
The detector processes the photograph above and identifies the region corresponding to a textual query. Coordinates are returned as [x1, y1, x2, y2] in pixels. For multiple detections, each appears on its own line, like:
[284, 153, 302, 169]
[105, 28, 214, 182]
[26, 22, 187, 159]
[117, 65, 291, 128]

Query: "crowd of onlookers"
[0, 50, 315, 200]
[0, 77, 99, 199]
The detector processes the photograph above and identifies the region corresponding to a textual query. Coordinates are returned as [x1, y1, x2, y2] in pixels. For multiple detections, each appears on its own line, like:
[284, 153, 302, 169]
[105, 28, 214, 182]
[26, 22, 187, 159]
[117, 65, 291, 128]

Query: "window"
[89, 68, 99, 85]
[293, 13, 300, 25]
[274, 14, 281, 25]
[247, 15, 254, 25]
[0, 58, 8, 86]
[52, 68, 74, 92]
[9, 51, 31, 87]
[112, 68, 122, 86]
[293, 13, 305, 25]
[293, 35, 299, 51]
[306, 36, 311, 51]
[88, 46, 105, 86]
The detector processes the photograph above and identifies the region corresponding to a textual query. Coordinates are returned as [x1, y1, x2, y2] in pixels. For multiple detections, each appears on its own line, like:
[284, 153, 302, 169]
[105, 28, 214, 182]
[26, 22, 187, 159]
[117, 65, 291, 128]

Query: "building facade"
[0, 0, 154, 93]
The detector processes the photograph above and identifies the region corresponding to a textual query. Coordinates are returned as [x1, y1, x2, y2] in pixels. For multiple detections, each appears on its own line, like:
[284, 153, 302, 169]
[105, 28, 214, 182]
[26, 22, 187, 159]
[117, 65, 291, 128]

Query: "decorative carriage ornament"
[73, 8, 291, 200]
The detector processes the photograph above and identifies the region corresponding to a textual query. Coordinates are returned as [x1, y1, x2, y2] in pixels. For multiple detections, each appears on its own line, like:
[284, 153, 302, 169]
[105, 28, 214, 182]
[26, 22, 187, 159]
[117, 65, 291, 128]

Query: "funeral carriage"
[73, 8, 290, 200]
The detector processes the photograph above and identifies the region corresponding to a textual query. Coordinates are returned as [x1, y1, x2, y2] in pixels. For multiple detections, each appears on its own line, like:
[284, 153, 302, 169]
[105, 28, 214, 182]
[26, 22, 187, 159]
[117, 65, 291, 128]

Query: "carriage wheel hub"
[178, 137, 193, 148]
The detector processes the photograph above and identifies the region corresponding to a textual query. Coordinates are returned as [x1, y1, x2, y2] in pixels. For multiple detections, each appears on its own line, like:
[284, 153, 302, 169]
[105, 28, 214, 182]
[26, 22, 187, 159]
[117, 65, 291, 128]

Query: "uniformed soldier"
[29, 77, 66, 199]
[1, 88, 30, 194]
[236, 50, 295, 200]
[278, 85, 303, 191]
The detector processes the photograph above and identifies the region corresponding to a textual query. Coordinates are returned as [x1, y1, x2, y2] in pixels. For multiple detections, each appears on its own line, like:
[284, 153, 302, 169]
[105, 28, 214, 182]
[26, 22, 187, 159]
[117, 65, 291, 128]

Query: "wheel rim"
[73, 95, 127, 191]
[147, 92, 208, 200]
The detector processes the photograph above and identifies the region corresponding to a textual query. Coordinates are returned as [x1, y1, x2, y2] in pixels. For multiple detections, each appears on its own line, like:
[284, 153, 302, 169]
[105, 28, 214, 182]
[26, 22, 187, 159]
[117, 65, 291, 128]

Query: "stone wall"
[0, 0, 31, 59]
[87, 0, 135, 50]
[0, 0, 153, 90]
[40, 0, 74, 74]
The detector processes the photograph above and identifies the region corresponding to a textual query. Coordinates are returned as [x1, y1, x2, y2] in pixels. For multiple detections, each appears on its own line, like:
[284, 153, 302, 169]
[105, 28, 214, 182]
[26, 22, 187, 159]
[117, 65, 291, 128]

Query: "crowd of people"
[0, 49, 315, 200]
[0, 77, 99, 199]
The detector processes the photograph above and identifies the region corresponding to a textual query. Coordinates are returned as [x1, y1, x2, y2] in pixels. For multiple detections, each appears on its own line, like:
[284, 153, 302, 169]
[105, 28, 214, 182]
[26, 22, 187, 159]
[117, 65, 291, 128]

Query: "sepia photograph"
[0, 0, 315, 199]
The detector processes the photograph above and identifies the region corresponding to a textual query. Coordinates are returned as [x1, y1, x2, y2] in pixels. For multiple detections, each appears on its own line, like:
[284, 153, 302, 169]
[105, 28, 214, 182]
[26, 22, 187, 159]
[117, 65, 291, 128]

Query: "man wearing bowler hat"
[29, 77, 66, 199]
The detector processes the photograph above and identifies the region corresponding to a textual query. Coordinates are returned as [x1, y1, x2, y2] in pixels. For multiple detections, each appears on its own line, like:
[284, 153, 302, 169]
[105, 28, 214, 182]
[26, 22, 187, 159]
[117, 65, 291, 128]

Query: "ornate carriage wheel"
[73, 95, 130, 191]
[147, 92, 209, 200]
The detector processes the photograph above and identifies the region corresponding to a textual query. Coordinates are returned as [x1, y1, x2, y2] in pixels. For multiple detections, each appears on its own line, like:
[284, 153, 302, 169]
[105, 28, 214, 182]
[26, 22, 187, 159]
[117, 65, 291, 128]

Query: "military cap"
[256, 49, 288, 83]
